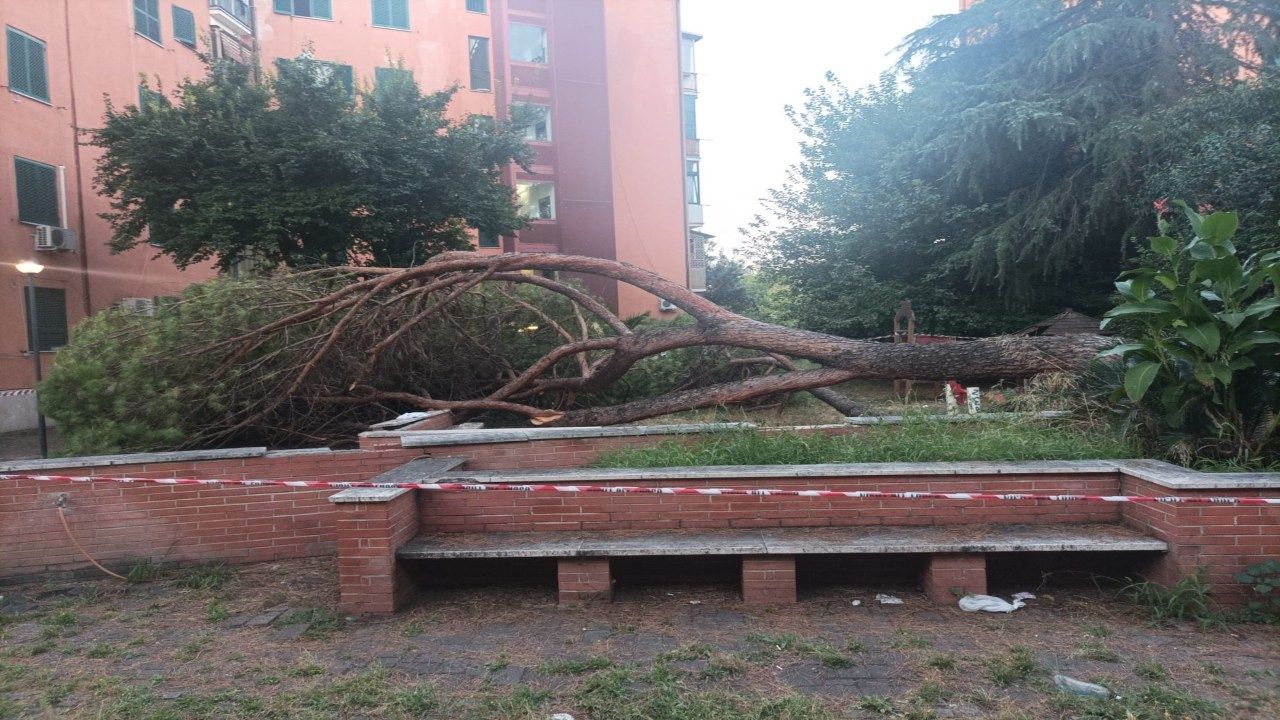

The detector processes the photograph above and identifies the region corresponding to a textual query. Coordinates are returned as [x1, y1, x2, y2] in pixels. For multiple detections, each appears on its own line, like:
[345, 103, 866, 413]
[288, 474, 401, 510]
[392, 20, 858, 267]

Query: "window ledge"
[134, 32, 165, 48]
[371, 24, 412, 32]
[8, 89, 52, 106]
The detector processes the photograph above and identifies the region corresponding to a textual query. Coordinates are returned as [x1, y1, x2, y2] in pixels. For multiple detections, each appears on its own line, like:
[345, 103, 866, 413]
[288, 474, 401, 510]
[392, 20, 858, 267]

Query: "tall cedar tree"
[751, 0, 1280, 338]
[93, 56, 532, 269]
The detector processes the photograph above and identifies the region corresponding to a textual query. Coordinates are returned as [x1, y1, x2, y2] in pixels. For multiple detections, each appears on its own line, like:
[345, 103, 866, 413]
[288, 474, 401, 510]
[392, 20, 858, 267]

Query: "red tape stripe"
[2, 473, 1278, 506]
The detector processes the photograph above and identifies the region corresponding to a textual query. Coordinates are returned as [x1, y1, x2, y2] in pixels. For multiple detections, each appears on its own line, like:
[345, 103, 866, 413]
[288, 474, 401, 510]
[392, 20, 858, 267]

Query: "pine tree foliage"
[752, 0, 1280, 338]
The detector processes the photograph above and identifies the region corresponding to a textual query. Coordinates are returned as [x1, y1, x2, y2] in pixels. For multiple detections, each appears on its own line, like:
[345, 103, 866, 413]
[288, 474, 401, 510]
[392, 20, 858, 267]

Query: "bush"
[1101, 201, 1280, 465]
[1235, 559, 1280, 620]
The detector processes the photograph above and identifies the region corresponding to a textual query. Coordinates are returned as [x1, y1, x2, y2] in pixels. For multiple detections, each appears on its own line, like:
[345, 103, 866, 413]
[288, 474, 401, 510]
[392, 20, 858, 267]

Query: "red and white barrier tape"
[2, 473, 1279, 506]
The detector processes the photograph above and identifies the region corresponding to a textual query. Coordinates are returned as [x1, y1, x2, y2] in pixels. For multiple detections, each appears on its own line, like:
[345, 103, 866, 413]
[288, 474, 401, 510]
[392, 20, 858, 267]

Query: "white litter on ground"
[1054, 674, 1111, 699]
[957, 594, 1027, 613]
[874, 593, 904, 605]
[1011, 591, 1037, 601]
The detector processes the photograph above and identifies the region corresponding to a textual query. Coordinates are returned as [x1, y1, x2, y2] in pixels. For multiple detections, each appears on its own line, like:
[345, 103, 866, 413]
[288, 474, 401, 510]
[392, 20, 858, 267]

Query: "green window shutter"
[172, 5, 196, 47]
[273, 0, 292, 14]
[134, 0, 162, 43]
[139, 84, 165, 110]
[478, 231, 500, 248]
[14, 157, 60, 226]
[335, 63, 353, 96]
[466, 0, 487, 13]
[372, 0, 391, 27]
[375, 66, 411, 88]
[24, 287, 68, 352]
[313, 0, 332, 19]
[7, 27, 49, 102]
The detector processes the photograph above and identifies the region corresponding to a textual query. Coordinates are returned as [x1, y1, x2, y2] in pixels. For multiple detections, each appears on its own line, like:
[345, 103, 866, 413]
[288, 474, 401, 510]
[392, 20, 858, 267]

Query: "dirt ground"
[2, 557, 1277, 720]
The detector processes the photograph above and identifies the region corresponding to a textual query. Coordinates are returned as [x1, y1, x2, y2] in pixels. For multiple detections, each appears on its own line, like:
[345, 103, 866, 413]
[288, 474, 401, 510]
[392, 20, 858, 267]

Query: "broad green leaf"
[1096, 343, 1147, 358]
[1189, 241, 1216, 260]
[1200, 289, 1222, 303]
[1202, 212, 1238, 244]
[1124, 361, 1161, 403]
[1149, 235, 1177, 256]
[1244, 297, 1280, 318]
[1114, 279, 1134, 299]
[1193, 256, 1243, 289]
[1209, 362, 1232, 386]
[1216, 312, 1245, 328]
[1102, 300, 1179, 319]
[1227, 331, 1280, 354]
[1229, 357, 1256, 371]
[1178, 200, 1205, 237]
[1175, 322, 1220, 355]
[1155, 271, 1178, 290]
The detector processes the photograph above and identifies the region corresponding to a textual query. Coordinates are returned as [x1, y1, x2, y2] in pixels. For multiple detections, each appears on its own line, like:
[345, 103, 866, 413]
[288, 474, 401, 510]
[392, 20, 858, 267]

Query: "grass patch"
[575, 665, 839, 720]
[1121, 571, 1222, 626]
[593, 420, 1138, 468]
[175, 564, 234, 591]
[1076, 641, 1120, 662]
[1049, 682, 1222, 719]
[125, 559, 163, 583]
[744, 634, 855, 667]
[1133, 659, 1168, 681]
[986, 646, 1041, 687]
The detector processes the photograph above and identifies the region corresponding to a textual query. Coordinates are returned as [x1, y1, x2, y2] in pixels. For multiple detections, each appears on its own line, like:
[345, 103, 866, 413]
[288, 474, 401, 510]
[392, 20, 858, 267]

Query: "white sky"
[679, 0, 959, 253]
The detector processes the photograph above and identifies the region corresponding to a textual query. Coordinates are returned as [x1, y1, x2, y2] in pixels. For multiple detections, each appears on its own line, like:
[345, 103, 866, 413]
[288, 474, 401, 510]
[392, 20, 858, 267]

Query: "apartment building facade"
[0, 0, 701, 419]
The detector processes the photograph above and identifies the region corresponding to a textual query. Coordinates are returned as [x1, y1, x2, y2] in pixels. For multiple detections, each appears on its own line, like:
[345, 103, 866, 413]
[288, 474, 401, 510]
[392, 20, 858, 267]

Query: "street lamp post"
[15, 260, 48, 458]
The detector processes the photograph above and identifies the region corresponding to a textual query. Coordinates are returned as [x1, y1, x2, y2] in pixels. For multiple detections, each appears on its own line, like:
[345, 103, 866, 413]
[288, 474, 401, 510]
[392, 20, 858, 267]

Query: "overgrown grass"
[1121, 570, 1222, 626]
[594, 420, 1138, 468]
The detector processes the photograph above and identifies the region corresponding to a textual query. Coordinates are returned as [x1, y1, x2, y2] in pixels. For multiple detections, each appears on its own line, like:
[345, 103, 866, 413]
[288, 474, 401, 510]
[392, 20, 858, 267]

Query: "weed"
[486, 652, 511, 672]
[204, 599, 228, 623]
[176, 564, 233, 591]
[986, 646, 1040, 687]
[538, 656, 614, 676]
[1133, 659, 1168, 681]
[858, 695, 895, 714]
[699, 653, 749, 680]
[889, 628, 929, 649]
[845, 639, 867, 654]
[471, 685, 551, 719]
[924, 654, 955, 670]
[1083, 623, 1112, 638]
[745, 633, 853, 667]
[288, 653, 326, 678]
[85, 642, 115, 659]
[914, 680, 951, 704]
[659, 643, 714, 662]
[1121, 570, 1222, 626]
[125, 559, 162, 583]
[1076, 641, 1120, 662]
[174, 632, 213, 661]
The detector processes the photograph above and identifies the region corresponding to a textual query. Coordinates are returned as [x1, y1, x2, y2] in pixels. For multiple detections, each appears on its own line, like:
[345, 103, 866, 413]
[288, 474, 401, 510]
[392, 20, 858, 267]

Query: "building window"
[6, 27, 49, 103]
[514, 103, 551, 142]
[517, 181, 555, 220]
[682, 93, 697, 140]
[138, 84, 165, 111]
[14, 157, 60, 226]
[25, 287, 68, 352]
[685, 159, 701, 205]
[273, 0, 332, 20]
[466, 0, 487, 13]
[134, 0, 162, 43]
[371, 0, 409, 30]
[478, 230, 500, 248]
[172, 5, 196, 47]
[468, 36, 491, 91]
[509, 23, 547, 64]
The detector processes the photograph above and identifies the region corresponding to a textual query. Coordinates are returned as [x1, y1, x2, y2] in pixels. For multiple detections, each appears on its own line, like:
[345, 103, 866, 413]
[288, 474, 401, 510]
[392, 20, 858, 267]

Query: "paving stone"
[686, 607, 746, 630]
[581, 628, 612, 644]
[488, 665, 531, 686]
[780, 659, 903, 696]
[241, 606, 289, 627]
[272, 623, 310, 641]
[0, 592, 37, 614]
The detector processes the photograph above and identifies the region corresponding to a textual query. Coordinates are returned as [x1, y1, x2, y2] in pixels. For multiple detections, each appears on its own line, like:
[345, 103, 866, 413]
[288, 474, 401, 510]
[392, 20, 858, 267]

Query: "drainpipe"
[62, 0, 92, 317]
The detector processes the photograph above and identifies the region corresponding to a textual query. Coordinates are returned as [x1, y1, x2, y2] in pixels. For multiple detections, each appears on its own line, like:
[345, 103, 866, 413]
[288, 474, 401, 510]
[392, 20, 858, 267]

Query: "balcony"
[209, 0, 254, 35]
[682, 71, 698, 93]
[687, 203, 704, 226]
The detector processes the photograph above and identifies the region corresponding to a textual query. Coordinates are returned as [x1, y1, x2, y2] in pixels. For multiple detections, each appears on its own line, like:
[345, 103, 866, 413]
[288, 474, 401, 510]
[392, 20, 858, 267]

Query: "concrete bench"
[396, 524, 1166, 605]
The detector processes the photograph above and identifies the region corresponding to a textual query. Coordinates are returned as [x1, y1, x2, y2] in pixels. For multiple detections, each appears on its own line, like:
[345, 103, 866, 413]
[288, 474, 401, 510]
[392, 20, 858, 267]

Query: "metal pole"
[26, 275, 48, 458]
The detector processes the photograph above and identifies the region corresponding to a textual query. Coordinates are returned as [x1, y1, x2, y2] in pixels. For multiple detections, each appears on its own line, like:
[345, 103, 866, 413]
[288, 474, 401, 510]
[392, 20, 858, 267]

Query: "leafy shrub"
[1235, 559, 1280, 619]
[1101, 201, 1280, 464]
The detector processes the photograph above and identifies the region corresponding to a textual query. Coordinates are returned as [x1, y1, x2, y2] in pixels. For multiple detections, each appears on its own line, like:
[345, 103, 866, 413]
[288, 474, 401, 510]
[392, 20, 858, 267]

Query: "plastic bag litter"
[1011, 592, 1037, 601]
[874, 593, 904, 605]
[1054, 674, 1111, 699]
[957, 594, 1026, 613]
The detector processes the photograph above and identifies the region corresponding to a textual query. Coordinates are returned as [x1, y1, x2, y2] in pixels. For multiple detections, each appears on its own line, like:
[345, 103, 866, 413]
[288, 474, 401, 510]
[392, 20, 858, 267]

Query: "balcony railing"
[209, 0, 254, 34]
[682, 71, 698, 93]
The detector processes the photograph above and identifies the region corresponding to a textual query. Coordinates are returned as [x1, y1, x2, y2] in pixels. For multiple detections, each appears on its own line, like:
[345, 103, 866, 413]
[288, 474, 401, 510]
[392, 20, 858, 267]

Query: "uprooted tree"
[43, 251, 1113, 453]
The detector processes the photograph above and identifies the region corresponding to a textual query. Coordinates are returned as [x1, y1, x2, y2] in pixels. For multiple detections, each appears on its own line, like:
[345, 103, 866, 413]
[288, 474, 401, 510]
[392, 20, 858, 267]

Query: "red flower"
[1197, 202, 1214, 214]
[1153, 198, 1173, 219]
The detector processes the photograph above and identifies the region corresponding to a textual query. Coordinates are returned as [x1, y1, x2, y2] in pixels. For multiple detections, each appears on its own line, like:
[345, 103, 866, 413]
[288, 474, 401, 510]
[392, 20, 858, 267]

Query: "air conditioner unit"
[33, 225, 76, 252]
[659, 299, 678, 312]
[120, 297, 156, 316]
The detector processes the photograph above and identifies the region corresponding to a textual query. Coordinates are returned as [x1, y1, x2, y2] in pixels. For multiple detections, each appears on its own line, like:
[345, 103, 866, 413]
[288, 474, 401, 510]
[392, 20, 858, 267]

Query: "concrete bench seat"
[396, 523, 1166, 605]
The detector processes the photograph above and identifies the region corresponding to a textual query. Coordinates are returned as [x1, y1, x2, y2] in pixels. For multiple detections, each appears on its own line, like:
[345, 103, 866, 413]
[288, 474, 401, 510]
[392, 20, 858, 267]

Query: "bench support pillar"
[742, 555, 797, 604]
[331, 488, 420, 615]
[922, 552, 986, 603]
[558, 558, 612, 605]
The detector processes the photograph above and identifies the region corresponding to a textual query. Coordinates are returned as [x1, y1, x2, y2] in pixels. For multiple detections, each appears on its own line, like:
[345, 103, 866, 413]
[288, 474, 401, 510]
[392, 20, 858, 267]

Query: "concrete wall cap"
[0, 447, 269, 472]
[329, 487, 410, 503]
[376, 422, 757, 447]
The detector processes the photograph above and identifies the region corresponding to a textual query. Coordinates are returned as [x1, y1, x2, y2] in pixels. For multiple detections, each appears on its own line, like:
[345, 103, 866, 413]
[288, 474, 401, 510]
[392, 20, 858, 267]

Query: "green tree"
[92, 55, 532, 270]
[703, 249, 756, 316]
[753, 0, 1280, 338]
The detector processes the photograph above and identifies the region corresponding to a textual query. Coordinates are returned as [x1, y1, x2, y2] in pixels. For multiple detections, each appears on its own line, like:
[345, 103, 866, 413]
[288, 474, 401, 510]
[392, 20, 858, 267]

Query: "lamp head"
[15, 260, 44, 275]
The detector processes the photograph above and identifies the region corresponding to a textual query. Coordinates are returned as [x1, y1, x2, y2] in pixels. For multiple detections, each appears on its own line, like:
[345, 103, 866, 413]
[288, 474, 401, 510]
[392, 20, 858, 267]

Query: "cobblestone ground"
[1, 557, 1278, 719]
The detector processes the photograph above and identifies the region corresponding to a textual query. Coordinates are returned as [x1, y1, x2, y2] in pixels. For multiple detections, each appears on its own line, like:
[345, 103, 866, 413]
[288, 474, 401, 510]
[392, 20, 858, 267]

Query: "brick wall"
[417, 473, 1121, 532]
[0, 448, 423, 579]
[1120, 475, 1279, 604]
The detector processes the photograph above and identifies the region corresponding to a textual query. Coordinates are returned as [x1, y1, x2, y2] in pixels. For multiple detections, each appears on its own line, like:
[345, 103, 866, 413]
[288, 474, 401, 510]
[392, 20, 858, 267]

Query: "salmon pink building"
[0, 0, 703, 428]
